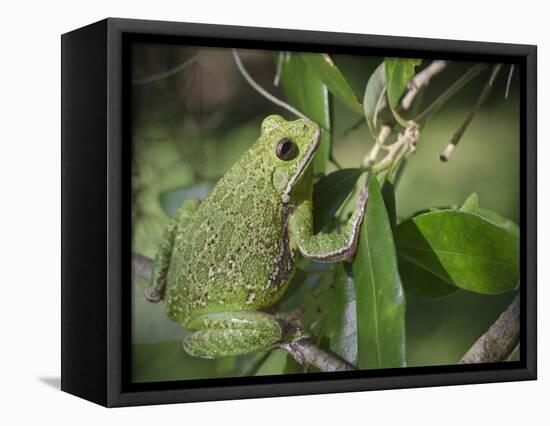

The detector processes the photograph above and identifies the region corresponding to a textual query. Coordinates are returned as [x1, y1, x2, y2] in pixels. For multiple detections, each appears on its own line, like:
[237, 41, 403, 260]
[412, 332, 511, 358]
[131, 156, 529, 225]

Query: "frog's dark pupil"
[276, 138, 297, 161]
[281, 141, 291, 154]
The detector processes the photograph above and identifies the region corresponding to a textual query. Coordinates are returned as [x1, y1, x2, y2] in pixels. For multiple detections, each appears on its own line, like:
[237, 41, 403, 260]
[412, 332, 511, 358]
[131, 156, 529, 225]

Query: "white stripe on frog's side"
[297, 188, 369, 263]
[281, 126, 321, 204]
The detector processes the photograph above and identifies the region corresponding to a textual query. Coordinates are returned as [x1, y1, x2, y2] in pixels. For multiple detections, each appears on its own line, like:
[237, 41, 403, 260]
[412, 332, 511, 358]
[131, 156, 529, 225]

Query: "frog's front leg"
[289, 188, 368, 262]
[183, 311, 284, 358]
[145, 199, 200, 302]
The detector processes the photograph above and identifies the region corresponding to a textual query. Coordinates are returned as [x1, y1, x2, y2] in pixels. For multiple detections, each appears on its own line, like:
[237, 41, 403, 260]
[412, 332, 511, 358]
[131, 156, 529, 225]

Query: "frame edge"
[61, 19, 110, 406]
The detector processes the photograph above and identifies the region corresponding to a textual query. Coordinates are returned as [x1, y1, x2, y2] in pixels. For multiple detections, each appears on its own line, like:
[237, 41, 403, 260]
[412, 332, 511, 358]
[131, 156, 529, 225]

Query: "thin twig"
[459, 295, 520, 364]
[362, 60, 447, 168]
[372, 124, 418, 173]
[401, 60, 448, 111]
[362, 124, 392, 168]
[232, 49, 310, 120]
[379, 60, 448, 125]
[505, 64, 515, 99]
[280, 339, 355, 371]
[414, 63, 487, 124]
[132, 56, 198, 85]
[440, 64, 502, 162]
[273, 51, 285, 87]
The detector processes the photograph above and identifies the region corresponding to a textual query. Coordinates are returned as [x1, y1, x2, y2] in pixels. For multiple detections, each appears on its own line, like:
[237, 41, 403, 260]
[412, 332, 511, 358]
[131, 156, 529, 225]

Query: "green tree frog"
[145, 115, 368, 359]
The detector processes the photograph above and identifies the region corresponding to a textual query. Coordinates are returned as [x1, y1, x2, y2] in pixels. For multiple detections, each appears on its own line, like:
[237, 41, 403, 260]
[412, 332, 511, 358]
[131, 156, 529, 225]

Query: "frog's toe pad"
[144, 287, 162, 302]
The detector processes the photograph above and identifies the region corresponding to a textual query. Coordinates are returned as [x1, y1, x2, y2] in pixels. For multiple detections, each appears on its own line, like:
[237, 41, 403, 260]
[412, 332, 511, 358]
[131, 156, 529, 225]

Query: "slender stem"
[440, 64, 502, 162]
[132, 55, 198, 85]
[414, 63, 487, 124]
[505, 64, 515, 99]
[362, 125, 392, 168]
[232, 49, 310, 120]
[273, 51, 285, 87]
[344, 60, 447, 138]
[362, 60, 447, 169]
[401, 60, 448, 110]
[372, 133, 412, 174]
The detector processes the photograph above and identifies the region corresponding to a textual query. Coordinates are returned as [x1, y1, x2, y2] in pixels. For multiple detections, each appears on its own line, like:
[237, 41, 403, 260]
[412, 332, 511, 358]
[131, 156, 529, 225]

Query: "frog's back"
[165, 152, 295, 325]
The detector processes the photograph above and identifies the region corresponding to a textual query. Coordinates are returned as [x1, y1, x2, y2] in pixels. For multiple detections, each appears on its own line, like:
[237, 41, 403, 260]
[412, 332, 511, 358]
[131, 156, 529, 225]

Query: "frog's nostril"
[302, 124, 309, 131]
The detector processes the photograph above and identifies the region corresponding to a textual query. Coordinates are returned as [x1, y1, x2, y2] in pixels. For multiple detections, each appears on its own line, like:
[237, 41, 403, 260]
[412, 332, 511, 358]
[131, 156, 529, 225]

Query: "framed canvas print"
[61, 18, 537, 407]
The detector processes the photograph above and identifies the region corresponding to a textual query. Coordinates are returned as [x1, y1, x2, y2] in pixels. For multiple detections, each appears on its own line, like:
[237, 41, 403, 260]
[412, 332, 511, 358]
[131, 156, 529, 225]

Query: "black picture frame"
[61, 17, 537, 407]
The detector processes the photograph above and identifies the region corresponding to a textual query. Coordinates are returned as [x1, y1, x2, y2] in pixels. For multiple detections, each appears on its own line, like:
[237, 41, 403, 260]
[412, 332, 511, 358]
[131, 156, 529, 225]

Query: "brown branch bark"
[459, 294, 520, 364]
[279, 339, 355, 372]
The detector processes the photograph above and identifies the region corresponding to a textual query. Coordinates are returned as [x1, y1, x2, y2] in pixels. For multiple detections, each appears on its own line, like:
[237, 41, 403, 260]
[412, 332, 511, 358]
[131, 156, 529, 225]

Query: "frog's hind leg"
[183, 311, 283, 358]
[145, 199, 200, 302]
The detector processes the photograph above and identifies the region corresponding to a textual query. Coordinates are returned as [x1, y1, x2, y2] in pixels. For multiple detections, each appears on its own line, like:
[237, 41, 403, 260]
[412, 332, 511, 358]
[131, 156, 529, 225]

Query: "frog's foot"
[279, 321, 312, 345]
[183, 311, 283, 359]
[144, 287, 163, 303]
[273, 309, 312, 364]
[276, 308, 312, 340]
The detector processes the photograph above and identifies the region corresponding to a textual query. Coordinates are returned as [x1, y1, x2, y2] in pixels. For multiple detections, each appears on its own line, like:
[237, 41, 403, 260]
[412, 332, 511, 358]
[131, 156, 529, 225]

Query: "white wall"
[0, 0, 545, 424]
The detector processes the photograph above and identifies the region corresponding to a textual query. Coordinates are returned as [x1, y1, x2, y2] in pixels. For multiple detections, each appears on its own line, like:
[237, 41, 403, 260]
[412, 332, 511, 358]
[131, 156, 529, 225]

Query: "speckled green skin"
[146, 115, 368, 359]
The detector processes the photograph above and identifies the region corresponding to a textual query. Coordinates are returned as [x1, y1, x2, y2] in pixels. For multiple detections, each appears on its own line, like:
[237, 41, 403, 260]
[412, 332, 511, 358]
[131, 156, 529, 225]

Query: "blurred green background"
[131, 43, 519, 382]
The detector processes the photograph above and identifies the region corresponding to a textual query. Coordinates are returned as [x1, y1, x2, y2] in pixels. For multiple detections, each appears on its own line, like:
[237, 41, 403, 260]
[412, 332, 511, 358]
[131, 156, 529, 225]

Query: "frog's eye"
[275, 138, 298, 161]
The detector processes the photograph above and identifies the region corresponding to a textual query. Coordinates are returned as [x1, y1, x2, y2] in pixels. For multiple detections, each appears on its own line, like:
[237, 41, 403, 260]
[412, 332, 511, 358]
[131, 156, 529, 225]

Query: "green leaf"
[313, 168, 364, 233]
[159, 181, 215, 217]
[363, 62, 387, 139]
[384, 58, 422, 109]
[398, 256, 459, 298]
[396, 210, 519, 295]
[320, 264, 358, 365]
[377, 170, 397, 235]
[459, 192, 479, 213]
[280, 53, 331, 174]
[377, 172, 456, 299]
[352, 177, 406, 369]
[301, 53, 363, 114]
[477, 208, 520, 239]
